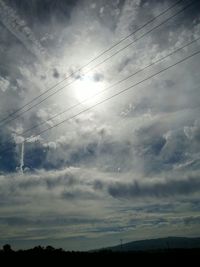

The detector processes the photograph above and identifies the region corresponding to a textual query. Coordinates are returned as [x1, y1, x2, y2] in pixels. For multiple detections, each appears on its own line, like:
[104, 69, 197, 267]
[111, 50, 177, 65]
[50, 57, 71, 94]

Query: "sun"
[74, 75, 103, 104]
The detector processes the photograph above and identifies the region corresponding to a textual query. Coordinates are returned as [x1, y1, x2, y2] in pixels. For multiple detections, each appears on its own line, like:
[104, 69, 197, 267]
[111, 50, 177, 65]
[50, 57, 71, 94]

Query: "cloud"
[93, 72, 104, 82]
[0, 0, 47, 60]
[52, 68, 59, 78]
[0, 0, 200, 250]
[183, 215, 200, 225]
[0, 76, 10, 92]
[108, 173, 200, 199]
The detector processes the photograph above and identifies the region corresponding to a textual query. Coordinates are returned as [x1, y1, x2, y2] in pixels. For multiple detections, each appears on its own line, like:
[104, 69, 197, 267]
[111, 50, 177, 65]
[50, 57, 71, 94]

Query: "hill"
[105, 236, 200, 252]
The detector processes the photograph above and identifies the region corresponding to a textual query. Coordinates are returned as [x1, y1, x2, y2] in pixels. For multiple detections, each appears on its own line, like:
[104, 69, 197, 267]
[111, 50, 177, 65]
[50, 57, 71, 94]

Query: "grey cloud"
[128, 203, 175, 214]
[0, 0, 47, 59]
[0, 215, 100, 227]
[6, 0, 78, 25]
[0, 216, 29, 226]
[108, 175, 200, 199]
[183, 216, 200, 225]
[61, 191, 76, 200]
[117, 57, 131, 72]
[93, 180, 104, 190]
[0, 76, 10, 92]
[52, 68, 59, 78]
[129, 111, 200, 176]
[93, 72, 104, 82]
[61, 188, 99, 201]
[17, 174, 76, 190]
[2, 171, 77, 193]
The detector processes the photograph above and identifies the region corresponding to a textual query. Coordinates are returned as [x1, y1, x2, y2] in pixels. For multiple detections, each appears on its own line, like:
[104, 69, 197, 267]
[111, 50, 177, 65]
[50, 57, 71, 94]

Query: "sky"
[0, 0, 200, 251]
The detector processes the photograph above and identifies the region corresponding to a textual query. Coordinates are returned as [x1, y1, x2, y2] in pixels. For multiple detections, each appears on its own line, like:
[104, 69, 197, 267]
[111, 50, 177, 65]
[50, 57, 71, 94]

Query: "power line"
[1, 48, 199, 155]
[0, 0, 187, 126]
[82, 1, 195, 75]
[74, 0, 184, 67]
[18, 50, 200, 139]
[13, 36, 200, 138]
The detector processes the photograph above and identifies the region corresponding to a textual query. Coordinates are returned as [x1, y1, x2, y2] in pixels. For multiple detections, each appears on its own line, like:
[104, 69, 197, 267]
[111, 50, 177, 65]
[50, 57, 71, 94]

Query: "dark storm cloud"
[108, 175, 200, 199]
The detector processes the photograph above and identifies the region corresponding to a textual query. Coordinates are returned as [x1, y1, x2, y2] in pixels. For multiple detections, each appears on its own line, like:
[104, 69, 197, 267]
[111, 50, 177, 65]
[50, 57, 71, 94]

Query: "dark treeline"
[0, 244, 200, 264]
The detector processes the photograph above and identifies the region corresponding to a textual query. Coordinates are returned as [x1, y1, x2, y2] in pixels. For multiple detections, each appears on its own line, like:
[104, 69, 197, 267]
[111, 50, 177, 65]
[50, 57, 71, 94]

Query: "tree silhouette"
[46, 245, 55, 252]
[3, 244, 12, 253]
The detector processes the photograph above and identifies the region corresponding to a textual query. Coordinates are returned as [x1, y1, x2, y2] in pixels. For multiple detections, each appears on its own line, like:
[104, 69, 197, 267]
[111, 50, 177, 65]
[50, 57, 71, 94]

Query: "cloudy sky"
[0, 0, 200, 251]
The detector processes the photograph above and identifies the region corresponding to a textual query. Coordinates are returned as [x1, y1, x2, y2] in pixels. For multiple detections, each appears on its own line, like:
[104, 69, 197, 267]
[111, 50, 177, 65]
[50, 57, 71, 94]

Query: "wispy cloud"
[0, 0, 47, 60]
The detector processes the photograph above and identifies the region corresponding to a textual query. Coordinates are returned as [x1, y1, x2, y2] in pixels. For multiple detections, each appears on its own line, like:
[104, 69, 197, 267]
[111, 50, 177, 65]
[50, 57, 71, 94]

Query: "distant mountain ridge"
[104, 237, 200, 252]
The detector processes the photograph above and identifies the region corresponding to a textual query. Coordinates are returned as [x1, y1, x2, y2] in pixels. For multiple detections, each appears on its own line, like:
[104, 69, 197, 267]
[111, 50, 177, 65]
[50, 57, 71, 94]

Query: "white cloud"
[0, 0, 200, 250]
[0, 76, 10, 92]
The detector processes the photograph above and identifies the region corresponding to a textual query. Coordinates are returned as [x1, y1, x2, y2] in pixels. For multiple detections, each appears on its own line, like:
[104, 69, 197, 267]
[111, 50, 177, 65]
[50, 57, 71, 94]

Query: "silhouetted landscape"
[105, 236, 200, 251]
[1, 237, 200, 263]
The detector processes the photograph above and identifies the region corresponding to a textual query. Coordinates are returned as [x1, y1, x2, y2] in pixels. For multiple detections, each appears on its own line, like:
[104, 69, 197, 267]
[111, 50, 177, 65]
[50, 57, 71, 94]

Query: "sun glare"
[74, 75, 103, 104]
